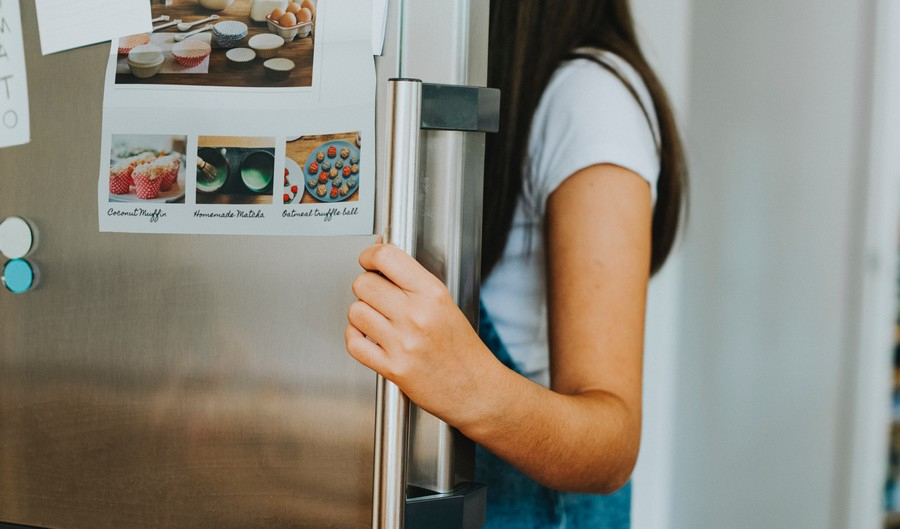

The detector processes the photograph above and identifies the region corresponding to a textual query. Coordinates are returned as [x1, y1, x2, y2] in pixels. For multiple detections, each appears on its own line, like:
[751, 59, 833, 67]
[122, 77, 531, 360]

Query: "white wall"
[669, 1, 891, 528]
[838, 1, 900, 527]
[628, 1, 693, 528]
[603, 2, 898, 528]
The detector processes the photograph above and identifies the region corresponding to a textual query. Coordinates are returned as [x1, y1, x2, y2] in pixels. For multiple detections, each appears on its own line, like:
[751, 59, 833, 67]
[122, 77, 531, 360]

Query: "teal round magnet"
[3, 259, 35, 294]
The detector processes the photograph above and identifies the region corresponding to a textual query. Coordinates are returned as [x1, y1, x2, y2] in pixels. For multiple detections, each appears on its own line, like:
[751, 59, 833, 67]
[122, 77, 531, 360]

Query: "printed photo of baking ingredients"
[284, 131, 361, 205]
[115, 0, 316, 88]
[109, 134, 187, 203]
[196, 136, 276, 204]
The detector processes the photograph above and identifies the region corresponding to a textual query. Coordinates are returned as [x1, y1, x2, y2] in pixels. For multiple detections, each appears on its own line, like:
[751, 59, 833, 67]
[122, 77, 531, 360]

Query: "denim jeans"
[476, 302, 631, 529]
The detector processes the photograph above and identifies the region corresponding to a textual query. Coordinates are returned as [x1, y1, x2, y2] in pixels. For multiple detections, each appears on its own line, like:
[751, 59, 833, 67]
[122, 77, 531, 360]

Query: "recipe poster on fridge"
[97, 0, 375, 236]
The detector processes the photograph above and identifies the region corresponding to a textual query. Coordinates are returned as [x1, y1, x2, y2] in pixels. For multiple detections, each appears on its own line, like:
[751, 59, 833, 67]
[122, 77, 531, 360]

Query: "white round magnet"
[0, 216, 35, 259]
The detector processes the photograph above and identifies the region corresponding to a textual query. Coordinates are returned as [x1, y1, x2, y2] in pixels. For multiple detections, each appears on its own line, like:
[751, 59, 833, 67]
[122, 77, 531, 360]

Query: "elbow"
[585, 445, 639, 495]
[579, 422, 642, 494]
[592, 453, 637, 494]
[543, 440, 640, 495]
[588, 398, 642, 493]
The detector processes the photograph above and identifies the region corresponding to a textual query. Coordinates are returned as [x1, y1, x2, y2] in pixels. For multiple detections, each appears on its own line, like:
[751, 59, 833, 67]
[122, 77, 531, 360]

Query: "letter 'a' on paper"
[34, 0, 151, 55]
[0, 0, 30, 148]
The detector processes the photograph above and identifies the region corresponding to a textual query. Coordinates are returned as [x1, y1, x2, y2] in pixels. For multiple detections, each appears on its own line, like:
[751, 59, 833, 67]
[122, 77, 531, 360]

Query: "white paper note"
[34, 0, 151, 55]
[96, 0, 377, 237]
[371, 0, 388, 55]
[0, 0, 30, 148]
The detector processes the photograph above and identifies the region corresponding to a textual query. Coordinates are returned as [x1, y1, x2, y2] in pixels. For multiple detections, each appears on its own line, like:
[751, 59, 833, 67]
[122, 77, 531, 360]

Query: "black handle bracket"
[420, 84, 500, 133]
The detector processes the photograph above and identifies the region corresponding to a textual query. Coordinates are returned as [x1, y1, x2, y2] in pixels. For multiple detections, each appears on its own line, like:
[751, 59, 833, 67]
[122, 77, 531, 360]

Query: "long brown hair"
[483, 0, 687, 278]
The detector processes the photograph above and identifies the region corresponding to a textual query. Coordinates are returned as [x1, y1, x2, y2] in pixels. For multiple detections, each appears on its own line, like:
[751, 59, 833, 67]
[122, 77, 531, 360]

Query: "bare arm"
[345, 163, 651, 493]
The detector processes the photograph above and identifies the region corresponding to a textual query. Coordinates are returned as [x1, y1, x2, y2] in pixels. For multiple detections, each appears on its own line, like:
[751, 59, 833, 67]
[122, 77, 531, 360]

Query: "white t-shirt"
[480, 51, 661, 387]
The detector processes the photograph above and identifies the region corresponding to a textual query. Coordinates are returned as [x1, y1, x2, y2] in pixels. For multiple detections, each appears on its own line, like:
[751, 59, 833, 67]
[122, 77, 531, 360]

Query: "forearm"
[345, 242, 643, 494]
[452, 352, 641, 494]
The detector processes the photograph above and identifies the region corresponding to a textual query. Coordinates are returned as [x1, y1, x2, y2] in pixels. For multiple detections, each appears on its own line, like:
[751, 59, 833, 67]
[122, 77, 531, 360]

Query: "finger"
[351, 271, 409, 321]
[347, 299, 394, 349]
[345, 324, 390, 376]
[358, 243, 439, 293]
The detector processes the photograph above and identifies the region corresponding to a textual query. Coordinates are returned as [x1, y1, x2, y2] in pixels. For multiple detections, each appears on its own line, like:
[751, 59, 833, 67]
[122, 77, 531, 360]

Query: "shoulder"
[534, 52, 659, 152]
[539, 52, 657, 130]
[549, 53, 647, 103]
[526, 52, 660, 210]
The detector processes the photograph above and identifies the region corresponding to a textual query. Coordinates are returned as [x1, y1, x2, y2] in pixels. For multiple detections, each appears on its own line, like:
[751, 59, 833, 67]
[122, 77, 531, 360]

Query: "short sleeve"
[525, 55, 660, 214]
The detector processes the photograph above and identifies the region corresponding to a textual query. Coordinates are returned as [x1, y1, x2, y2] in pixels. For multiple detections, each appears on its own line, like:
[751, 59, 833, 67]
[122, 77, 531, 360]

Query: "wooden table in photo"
[117, 0, 314, 88]
[286, 132, 360, 204]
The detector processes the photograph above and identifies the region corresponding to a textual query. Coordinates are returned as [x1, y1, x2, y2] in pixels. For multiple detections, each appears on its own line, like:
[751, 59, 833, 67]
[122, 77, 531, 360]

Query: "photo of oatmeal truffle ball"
[300, 138, 360, 203]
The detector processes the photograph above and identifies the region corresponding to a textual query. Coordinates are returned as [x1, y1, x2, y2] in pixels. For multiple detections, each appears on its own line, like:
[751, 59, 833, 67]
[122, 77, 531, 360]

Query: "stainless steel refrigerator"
[0, 0, 494, 527]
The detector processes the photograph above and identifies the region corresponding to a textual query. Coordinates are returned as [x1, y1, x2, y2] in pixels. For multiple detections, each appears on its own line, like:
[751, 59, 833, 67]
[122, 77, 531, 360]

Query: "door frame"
[839, 0, 900, 527]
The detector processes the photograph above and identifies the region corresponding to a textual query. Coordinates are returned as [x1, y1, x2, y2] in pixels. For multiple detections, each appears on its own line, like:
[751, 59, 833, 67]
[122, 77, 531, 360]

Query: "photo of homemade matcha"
[108, 134, 187, 203]
[284, 131, 361, 205]
[196, 136, 276, 205]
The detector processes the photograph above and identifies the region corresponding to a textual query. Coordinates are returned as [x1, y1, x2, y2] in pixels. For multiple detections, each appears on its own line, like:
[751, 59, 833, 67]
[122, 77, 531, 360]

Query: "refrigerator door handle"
[374, 77, 423, 529]
[376, 78, 499, 529]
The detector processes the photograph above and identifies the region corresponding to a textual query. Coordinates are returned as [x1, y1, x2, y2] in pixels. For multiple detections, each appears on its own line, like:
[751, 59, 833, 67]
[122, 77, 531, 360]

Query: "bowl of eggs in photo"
[266, 0, 315, 41]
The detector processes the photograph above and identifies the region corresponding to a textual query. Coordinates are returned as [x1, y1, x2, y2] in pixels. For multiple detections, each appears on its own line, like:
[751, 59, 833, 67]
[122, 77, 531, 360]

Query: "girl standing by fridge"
[347, 1, 687, 526]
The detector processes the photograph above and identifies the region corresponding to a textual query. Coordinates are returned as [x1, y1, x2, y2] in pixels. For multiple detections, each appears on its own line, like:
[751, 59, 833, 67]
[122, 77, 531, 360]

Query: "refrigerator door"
[1, 0, 490, 528]
[0, 3, 376, 529]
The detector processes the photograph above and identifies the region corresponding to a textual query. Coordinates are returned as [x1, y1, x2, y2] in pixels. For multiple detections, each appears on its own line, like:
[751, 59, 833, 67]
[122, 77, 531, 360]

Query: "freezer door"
[372, 0, 492, 526]
[0, 4, 376, 529]
[398, 0, 490, 496]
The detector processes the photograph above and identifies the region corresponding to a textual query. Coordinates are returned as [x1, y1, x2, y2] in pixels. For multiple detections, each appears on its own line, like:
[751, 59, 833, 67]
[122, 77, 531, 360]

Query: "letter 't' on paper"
[34, 0, 151, 55]
[0, 0, 30, 148]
